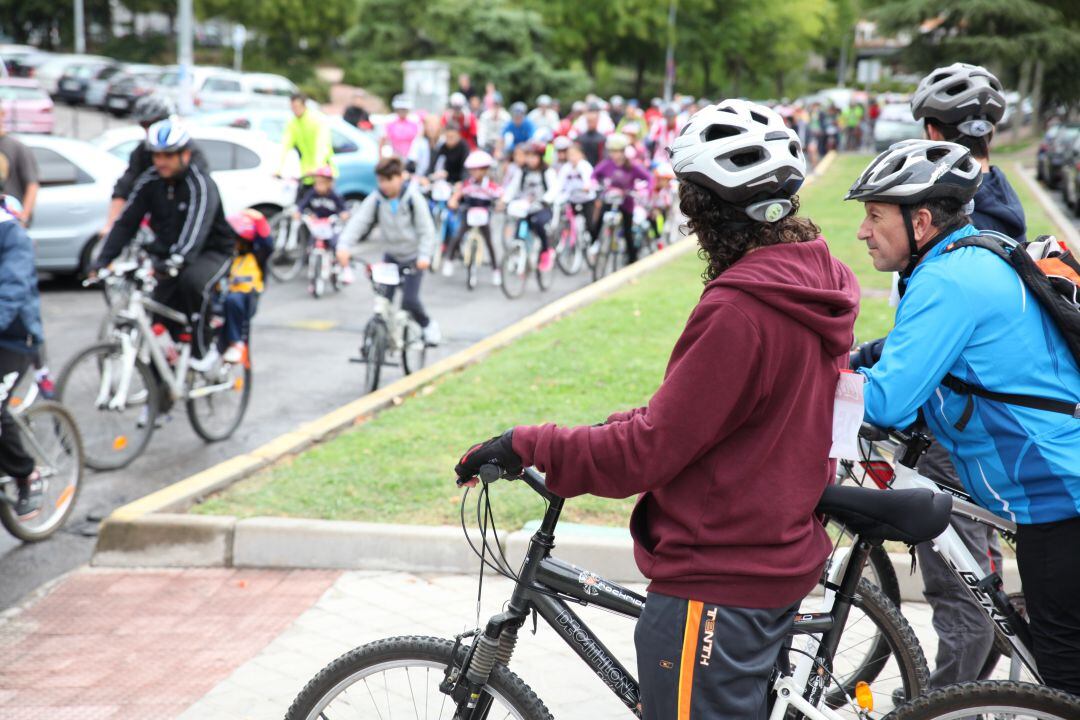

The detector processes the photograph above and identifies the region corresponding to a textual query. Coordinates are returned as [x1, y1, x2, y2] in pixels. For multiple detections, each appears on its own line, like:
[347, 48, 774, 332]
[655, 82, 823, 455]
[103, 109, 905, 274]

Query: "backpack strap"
[941, 232, 1080, 425]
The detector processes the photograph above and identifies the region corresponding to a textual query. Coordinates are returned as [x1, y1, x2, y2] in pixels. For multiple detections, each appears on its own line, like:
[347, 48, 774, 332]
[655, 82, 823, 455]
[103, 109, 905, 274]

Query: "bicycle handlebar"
[857, 422, 932, 469]
[475, 463, 559, 503]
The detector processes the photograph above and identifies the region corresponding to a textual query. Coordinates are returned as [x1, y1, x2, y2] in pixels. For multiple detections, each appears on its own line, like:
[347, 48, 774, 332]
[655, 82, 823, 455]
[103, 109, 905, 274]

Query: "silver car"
[873, 103, 923, 152]
[18, 134, 125, 275]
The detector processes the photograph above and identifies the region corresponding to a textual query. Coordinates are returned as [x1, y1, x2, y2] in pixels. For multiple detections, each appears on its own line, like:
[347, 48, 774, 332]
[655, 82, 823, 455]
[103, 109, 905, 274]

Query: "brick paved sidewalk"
[2, 565, 1016, 720]
[0, 568, 339, 720]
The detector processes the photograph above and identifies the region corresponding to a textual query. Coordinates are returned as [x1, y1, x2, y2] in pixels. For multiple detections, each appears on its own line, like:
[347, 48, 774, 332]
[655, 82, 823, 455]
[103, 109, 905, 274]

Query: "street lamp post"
[74, 0, 86, 54]
[177, 0, 195, 114]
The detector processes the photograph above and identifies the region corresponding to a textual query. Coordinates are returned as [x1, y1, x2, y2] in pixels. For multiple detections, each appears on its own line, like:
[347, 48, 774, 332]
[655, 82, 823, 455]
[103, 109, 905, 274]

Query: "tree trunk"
[702, 56, 711, 98]
[1011, 58, 1032, 144]
[634, 54, 647, 100]
[1031, 59, 1045, 132]
[583, 46, 597, 81]
[775, 69, 784, 99]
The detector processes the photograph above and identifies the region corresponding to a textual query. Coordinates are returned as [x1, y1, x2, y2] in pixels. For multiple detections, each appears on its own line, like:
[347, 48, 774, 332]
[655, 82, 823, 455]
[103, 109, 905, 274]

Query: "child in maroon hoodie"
[456, 100, 859, 719]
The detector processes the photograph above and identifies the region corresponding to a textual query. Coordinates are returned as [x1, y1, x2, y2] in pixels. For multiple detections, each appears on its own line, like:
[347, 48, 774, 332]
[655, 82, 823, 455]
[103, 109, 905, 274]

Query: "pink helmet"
[228, 208, 271, 241]
[311, 165, 334, 179]
[464, 150, 494, 169]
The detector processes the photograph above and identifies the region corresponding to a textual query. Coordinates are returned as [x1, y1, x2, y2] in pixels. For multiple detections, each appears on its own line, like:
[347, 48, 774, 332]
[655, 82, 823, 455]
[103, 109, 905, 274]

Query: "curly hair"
[679, 182, 822, 283]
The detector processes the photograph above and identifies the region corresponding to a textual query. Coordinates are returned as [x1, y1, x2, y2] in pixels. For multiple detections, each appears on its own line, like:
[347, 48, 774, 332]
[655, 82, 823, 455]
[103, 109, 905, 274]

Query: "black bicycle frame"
[452, 468, 873, 719]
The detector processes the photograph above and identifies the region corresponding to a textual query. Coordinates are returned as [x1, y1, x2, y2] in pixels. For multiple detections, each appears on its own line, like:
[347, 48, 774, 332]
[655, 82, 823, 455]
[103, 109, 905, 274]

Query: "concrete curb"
[1012, 161, 1080, 254]
[95, 239, 697, 559]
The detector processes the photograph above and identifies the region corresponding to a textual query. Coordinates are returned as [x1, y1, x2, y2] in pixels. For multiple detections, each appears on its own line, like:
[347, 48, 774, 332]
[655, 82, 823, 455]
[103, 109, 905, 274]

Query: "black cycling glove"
[455, 430, 522, 485]
[849, 337, 886, 371]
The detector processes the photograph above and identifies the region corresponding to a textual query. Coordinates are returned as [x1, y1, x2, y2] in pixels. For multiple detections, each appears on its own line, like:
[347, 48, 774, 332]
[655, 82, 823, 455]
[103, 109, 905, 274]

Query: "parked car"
[872, 103, 922, 151]
[35, 54, 110, 96]
[56, 60, 120, 105]
[102, 67, 163, 117]
[188, 109, 378, 200]
[17, 134, 125, 275]
[1036, 124, 1062, 184]
[6, 49, 54, 80]
[91, 125, 295, 218]
[1038, 123, 1080, 189]
[240, 72, 298, 110]
[85, 63, 156, 109]
[1060, 134, 1080, 216]
[157, 65, 238, 110]
[0, 79, 54, 133]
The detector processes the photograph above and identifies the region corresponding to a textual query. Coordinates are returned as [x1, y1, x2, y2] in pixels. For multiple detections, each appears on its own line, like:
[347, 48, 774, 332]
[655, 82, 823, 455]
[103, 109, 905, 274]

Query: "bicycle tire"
[285, 635, 552, 720]
[882, 680, 1080, 720]
[186, 361, 252, 442]
[822, 578, 930, 716]
[310, 252, 324, 298]
[556, 226, 583, 275]
[536, 237, 555, 292]
[401, 321, 427, 376]
[56, 341, 158, 471]
[0, 401, 84, 542]
[465, 231, 481, 291]
[362, 321, 388, 393]
[592, 225, 615, 281]
[268, 212, 306, 282]
[501, 244, 528, 299]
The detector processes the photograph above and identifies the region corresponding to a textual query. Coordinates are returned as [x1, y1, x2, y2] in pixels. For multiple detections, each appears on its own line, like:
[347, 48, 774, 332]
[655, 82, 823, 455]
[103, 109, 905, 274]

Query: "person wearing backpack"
[853, 64, 1029, 692]
[847, 139, 1080, 696]
[340, 157, 441, 346]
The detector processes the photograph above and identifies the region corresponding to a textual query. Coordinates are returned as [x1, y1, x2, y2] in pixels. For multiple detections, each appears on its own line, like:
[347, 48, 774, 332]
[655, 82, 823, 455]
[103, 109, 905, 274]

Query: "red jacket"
[513, 238, 859, 608]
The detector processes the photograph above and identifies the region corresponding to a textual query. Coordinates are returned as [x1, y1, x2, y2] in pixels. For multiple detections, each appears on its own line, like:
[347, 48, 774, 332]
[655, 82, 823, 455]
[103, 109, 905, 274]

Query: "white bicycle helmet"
[606, 133, 630, 152]
[844, 139, 981, 206]
[910, 63, 1005, 137]
[464, 150, 494, 169]
[145, 117, 191, 153]
[668, 99, 805, 221]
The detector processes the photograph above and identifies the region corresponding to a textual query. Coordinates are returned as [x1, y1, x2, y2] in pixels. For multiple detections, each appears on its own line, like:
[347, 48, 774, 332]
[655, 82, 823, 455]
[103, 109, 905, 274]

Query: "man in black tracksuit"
[94, 119, 233, 357]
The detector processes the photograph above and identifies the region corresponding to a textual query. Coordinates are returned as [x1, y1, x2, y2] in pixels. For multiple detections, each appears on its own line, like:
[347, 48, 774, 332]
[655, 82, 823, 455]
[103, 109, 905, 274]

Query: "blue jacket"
[861, 224, 1080, 525]
[0, 210, 43, 355]
[970, 167, 1026, 243]
[502, 119, 536, 150]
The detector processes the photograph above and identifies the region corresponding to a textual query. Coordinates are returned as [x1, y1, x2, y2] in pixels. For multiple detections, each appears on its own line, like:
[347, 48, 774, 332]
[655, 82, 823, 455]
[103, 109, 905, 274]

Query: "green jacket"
[280, 109, 335, 182]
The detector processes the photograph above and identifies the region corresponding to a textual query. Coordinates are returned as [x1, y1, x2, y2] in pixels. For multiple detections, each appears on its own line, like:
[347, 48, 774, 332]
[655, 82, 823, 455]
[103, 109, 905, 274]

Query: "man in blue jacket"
[847, 139, 1080, 695]
[852, 63, 1031, 691]
[0, 195, 43, 518]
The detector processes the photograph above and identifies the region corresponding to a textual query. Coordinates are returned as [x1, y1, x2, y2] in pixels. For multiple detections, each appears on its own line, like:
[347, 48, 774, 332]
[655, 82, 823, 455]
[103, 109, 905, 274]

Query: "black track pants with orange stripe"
[634, 592, 796, 720]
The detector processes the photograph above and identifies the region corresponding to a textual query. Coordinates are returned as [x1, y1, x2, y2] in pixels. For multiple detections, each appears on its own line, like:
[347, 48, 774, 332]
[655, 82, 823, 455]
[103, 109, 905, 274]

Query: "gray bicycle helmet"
[132, 94, 177, 125]
[668, 99, 805, 222]
[510, 101, 527, 116]
[910, 63, 1006, 137]
[844, 139, 981, 206]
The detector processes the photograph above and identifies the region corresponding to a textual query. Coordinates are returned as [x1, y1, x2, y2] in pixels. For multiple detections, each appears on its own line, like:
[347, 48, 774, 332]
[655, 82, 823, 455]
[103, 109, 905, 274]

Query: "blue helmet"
[145, 118, 191, 153]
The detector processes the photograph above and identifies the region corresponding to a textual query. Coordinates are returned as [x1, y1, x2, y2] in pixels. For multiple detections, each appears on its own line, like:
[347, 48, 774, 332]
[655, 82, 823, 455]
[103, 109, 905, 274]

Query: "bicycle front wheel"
[464, 232, 481, 291]
[269, 213, 306, 282]
[0, 401, 84, 542]
[401, 321, 427, 376]
[592, 226, 617, 281]
[186, 360, 251, 442]
[285, 636, 552, 720]
[57, 342, 158, 471]
[501, 244, 528, 299]
[310, 252, 324, 298]
[362, 321, 388, 393]
[884, 680, 1080, 720]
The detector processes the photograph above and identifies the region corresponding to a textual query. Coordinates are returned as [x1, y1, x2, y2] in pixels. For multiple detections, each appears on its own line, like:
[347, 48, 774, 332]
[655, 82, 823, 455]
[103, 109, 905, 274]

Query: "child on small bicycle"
[221, 209, 272, 365]
[501, 141, 559, 272]
[297, 166, 353, 284]
[556, 141, 597, 236]
[444, 150, 503, 284]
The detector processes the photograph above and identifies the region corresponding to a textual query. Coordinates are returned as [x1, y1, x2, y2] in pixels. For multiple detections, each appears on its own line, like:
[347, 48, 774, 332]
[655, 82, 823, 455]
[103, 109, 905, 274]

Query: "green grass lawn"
[192, 151, 1064, 527]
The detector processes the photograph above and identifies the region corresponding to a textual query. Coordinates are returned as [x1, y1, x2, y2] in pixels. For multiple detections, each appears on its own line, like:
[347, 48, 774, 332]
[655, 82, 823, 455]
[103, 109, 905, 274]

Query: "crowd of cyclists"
[2, 55, 1079, 718]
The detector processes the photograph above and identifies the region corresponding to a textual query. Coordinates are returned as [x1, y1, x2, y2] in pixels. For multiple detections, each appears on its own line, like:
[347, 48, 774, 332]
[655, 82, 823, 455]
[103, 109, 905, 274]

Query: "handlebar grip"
[858, 423, 890, 441]
[478, 463, 503, 483]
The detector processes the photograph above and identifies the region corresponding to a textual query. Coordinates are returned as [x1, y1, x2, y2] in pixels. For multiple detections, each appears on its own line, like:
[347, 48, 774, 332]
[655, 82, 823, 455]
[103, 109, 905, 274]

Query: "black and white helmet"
[132, 94, 177, 125]
[845, 139, 981, 206]
[910, 63, 1005, 137]
[668, 99, 805, 222]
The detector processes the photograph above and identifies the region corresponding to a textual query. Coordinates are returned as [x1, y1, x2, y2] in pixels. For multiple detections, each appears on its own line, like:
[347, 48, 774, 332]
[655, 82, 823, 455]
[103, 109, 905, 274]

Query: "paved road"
[2, 149, 594, 611]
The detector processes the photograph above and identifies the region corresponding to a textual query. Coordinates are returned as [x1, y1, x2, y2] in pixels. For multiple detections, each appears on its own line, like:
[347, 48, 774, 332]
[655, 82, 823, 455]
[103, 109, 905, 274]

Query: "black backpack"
[941, 232, 1080, 427]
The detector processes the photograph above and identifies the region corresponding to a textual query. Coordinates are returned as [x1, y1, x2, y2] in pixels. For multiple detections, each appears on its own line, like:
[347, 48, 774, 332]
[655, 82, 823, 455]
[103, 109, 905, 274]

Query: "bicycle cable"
[784, 645, 865, 718]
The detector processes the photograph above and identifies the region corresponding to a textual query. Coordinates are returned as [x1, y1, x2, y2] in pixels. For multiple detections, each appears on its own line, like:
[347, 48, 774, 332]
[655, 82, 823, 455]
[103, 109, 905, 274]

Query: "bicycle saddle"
[816, 484, 952, 545]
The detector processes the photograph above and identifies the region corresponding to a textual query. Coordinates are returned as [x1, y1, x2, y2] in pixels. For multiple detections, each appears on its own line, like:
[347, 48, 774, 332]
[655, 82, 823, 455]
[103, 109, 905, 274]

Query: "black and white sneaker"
[14, 470, 43, 519]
